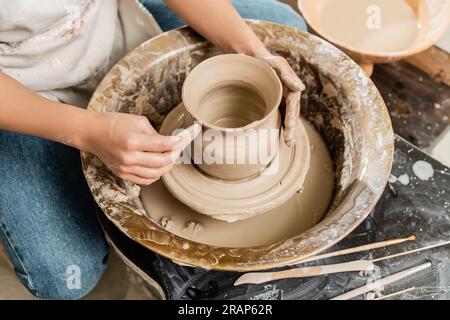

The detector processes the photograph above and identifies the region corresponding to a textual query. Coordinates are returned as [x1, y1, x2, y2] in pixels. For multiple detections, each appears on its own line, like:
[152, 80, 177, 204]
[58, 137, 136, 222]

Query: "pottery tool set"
[232, 239, 450, 299]
[82, 0, 450, 300]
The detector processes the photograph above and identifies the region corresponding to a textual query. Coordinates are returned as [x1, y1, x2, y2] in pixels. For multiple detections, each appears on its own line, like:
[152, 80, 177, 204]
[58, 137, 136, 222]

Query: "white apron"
[0, 0, 162, 106]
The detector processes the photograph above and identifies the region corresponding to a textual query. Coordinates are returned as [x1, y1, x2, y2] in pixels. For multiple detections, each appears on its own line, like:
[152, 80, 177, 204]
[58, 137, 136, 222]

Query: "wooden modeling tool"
[331, 262, 431, 300]
[236, 236, 416, 286]
[171, 123, 202, 163]
[292, 236, 416, 265]
[234, 260, 375, 286]
[371, 240, 450, 263]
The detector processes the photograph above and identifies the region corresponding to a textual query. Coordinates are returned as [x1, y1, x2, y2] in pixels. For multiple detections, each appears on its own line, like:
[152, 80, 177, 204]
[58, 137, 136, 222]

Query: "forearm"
[164, 0, 270, 56]
[0, 72, 93, 150]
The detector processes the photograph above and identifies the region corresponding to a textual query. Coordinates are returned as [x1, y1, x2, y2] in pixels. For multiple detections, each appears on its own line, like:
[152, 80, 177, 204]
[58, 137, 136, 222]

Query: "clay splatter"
[413, 161, 434, 181]
[398, 174, 410, 186]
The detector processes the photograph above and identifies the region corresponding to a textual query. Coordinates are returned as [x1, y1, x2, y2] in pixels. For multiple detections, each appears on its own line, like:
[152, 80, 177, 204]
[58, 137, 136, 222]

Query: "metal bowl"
[81, 21, 394, 271]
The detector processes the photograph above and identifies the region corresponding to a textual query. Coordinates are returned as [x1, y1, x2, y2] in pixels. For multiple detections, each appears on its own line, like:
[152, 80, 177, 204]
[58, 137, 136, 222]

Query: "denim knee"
[0, 131, 110, 299]
[140, 0, 307, 32]
[16, 246, 109, 300]
[0, 216, 109, 300]
[232, 0, 307, 30]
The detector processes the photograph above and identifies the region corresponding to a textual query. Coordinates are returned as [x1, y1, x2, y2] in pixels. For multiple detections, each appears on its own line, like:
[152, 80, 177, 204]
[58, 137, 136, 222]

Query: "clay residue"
[183, 221, 202, 234]
[160, 217, 173, 229]
[413, 160, 434, 181]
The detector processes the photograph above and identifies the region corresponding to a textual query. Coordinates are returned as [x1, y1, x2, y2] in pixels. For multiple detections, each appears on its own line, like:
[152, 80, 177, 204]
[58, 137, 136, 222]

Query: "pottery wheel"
[160, 104, 311, 222]
[141, 114, 334, 247]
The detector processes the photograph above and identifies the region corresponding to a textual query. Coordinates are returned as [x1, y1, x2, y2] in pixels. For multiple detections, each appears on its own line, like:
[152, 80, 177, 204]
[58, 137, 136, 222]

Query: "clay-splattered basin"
[298, 0, 450, 73]
[81, 21, 394, 271]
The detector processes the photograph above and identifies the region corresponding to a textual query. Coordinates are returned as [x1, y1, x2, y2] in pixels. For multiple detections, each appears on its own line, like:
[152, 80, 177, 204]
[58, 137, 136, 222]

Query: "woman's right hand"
[84, 112, 183, 185]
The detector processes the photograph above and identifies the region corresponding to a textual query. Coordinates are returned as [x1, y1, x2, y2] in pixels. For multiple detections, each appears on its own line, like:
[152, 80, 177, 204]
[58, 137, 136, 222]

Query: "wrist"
[74, 108, 100, 153]
[230, 39, 271, 58]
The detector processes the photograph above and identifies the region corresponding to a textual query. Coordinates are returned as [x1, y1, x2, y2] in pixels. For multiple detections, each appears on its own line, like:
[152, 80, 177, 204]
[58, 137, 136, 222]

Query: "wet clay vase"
[161, 54, 310, 221]
[160, 103, 311, 222]
[82, 21, 394, 271]
[181, 54, 283, 182]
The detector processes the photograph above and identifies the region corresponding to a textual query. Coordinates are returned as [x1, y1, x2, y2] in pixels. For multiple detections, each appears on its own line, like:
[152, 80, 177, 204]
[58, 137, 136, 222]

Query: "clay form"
[298, 0, 450, 75]
[292, 236, 416, 265]
[182, 54, 283, 181]
[234, 260, 375, 286]
[141, 113, 333, 247]
[160, 104, 311, 222]
[331, 262, 431, 300]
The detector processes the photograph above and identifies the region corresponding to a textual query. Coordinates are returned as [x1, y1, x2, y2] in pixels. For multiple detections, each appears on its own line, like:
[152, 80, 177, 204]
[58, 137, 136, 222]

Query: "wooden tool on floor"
[236, 236, 416, 286]
[331, 263, 431, 300]
[292, 236, 416, 265]
[234, 260, 375, 286]
[235, 238, 450, 286]
[371, 240, 450, 263]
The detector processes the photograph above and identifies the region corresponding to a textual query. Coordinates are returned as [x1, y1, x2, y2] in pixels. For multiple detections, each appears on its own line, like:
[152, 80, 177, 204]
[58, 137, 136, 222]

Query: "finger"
[125, 163, 174, 180]
[279, 65, 305, 93]
[263, 56, 305, 92]
[285, 91, 301, 128]
[296, 100, 301, 119]
[284, 91, 301, 146]
[136, 133, 182, 152]
[130, 151, 177, 168]
[120, 174, 158, 186]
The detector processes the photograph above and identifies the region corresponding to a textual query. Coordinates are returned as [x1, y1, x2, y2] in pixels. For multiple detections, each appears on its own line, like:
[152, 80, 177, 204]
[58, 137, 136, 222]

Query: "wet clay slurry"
[319, 0, 421, 53]
[140, 120, 334, 248]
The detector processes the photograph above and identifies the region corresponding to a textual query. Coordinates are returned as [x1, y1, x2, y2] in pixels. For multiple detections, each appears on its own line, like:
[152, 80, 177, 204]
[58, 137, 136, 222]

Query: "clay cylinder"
[182, 54, 283, 181]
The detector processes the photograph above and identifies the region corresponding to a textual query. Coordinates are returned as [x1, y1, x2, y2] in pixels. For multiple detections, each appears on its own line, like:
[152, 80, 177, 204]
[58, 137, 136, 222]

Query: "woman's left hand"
[255, 54, 305, 147]
[162, 0, 305, 146]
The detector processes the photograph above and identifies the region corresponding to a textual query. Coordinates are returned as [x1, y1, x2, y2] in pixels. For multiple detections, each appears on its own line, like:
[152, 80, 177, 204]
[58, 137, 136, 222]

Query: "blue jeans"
[143, 0, 307, 31]
[0, 134, 109, 299]
[0, 0, 306, 300]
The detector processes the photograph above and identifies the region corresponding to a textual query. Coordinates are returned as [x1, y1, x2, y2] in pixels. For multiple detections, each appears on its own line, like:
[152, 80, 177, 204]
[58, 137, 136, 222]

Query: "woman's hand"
[163, 0, 305, 147]
[255, 54, 305, 147]
[84, 112, 183, 185]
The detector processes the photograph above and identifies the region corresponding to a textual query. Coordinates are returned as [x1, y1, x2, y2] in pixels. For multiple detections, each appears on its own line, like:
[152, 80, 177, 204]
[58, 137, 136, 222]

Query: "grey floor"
[0, 250, 152, 300]
[1, 2, 450, 300]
